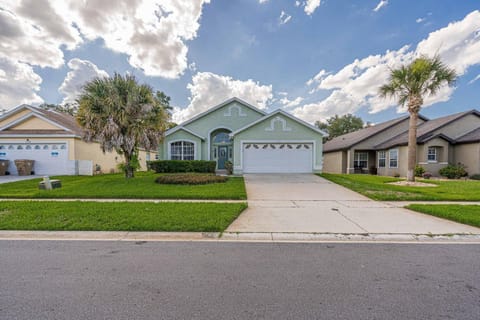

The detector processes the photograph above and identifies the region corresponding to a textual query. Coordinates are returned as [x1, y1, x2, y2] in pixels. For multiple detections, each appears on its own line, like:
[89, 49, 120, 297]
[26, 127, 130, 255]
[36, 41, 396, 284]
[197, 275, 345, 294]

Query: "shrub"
[393, 173, 400, 178]
[422, 172, 432, 179]
[414, 165, 425, 177]
[155, 173, 227, 185]
[469, 174, 480, 180]
[439, 163, 468, 179]
[148, 160, 216, 173]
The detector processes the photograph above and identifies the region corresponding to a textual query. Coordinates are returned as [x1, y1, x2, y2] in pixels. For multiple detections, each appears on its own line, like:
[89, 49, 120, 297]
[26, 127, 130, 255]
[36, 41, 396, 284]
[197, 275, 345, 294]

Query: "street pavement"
[0, 240, 479, 320]
[227, 174, 480, 235]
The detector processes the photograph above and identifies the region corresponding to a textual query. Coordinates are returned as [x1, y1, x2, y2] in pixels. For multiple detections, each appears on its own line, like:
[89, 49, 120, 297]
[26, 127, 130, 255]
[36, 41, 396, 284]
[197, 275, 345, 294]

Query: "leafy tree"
[315, 113, 364, 141]
[39, 103, 78, 116]
[379, 55, 456, 181]
[77, 73, 170, 178]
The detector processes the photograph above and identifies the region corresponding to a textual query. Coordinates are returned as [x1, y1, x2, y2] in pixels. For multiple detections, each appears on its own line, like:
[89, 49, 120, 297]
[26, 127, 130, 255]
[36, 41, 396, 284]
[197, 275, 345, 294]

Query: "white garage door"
[243, 143, 313, 173]
[0, 142, 72, 175]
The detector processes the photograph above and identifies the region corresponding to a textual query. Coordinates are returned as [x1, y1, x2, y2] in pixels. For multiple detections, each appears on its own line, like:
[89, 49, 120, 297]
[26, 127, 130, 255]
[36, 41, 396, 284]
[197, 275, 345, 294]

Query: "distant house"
[158, 97, 327, 174]
[0, 104, 156, 175]
[323, 109, 480, 177]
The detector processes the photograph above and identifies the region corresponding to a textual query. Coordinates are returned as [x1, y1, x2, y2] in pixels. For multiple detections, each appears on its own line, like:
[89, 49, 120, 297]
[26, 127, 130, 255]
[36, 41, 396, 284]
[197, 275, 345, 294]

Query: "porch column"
[346, 149, 354, 174]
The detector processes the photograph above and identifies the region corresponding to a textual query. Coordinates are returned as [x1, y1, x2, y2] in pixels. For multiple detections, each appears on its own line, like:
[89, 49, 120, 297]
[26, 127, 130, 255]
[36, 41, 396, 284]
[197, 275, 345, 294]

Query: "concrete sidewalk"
[226, 174, 480, 235]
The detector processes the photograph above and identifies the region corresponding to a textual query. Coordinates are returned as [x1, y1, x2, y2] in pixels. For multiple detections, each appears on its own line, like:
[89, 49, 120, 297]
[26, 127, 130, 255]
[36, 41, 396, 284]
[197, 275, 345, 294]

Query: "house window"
[389, 149, 398, 168]
[170, 141, 194, 160]
[378, 151, 386, 168]
[427, 147, 437, 162]
[354, 152, 368, 168]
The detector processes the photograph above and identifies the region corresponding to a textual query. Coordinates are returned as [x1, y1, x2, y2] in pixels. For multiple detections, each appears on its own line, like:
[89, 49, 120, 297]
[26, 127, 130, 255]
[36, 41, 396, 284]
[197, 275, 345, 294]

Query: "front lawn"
[0, 172, 246, 200]
[320, 173, 480, 201]
[406, 204, 480, 228]
[0, 201, 247, 232]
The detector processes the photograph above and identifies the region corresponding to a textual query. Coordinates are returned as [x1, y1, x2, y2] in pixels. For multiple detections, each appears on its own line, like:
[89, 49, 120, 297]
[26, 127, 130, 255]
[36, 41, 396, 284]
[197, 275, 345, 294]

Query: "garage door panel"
[0, 143, 72, 175]
[243, 143, 313, 173]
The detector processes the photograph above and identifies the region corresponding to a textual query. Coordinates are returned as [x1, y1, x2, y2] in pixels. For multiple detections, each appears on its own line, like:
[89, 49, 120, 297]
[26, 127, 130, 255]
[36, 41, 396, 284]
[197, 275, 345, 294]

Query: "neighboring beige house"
[0, 104, 156, 176]
[323, 109, 480, 177]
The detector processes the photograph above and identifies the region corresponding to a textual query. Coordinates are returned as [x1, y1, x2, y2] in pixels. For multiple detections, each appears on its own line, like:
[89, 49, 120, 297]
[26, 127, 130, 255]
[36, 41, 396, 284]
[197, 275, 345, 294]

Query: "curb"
[1, 231, 480, 243]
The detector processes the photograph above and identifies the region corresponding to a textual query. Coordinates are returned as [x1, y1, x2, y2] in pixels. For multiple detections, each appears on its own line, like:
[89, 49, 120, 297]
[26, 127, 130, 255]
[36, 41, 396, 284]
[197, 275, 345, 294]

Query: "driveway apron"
[226, 174, 480, 234]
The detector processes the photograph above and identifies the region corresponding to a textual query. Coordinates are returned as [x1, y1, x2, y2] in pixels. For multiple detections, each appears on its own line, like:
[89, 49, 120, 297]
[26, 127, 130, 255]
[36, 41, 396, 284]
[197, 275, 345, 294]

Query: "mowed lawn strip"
[320, 173, 480, 201]
[0, 172, 247, 200]
[406, 205, 480, 228]
[0, 201, 247, 232]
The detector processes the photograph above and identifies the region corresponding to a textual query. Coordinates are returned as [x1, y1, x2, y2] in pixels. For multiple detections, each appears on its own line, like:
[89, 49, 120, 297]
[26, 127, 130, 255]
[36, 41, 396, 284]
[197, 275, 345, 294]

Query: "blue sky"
[1, 0, 479, 124]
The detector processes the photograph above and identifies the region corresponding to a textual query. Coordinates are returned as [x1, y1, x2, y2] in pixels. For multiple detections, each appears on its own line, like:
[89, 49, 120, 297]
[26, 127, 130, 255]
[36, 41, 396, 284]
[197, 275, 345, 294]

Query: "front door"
[217, 146, 228, 169]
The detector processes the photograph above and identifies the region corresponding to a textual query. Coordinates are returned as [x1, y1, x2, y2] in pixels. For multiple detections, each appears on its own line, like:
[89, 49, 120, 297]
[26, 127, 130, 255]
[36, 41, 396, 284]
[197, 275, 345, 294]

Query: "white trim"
[167, 139, 197, 160]
[265, 116, 292, 132]
[0, 112, 73, 133]
[207, 126, 233, 160]
[165, 97, 267, 136]
[232, 109, 328, 136]
[165, 126, 205, 140]
[224, 104, 247, 117]
[239, 139, 318, 172]
[388, 148, 399, 168]
[0, 134, 78, 138]
[377, 150, 386, 168]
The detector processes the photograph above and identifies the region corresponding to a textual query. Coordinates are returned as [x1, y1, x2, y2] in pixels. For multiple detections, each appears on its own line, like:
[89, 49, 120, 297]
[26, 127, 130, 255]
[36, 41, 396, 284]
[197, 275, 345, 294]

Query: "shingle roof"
[375, 109, 479, 149]
[456, 127, 480, 143]
[323, 115, 410, 152]
[0, 105, 84, 136]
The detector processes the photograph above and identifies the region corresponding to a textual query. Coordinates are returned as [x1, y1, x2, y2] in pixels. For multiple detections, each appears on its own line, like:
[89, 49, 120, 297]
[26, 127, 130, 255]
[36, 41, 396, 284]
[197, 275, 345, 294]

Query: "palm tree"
[77, 73, 170, 178]
[379, 55, 456, 182]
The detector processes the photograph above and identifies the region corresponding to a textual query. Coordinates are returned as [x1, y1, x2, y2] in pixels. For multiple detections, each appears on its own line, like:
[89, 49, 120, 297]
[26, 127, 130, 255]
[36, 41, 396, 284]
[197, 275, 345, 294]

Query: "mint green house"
[159, 97, 327, 174]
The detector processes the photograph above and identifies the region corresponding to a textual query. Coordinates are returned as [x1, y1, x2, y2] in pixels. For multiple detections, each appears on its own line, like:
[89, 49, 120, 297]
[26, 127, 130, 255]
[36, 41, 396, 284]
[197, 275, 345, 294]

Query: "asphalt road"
[0, 241, 479, 320]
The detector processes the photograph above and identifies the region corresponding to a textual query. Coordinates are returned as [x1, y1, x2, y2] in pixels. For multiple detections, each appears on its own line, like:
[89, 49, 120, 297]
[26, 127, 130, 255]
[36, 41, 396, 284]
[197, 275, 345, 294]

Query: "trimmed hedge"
[470, 174, 480, 180]
[147, 160, 216, 173]
[155, 174, 228, 185]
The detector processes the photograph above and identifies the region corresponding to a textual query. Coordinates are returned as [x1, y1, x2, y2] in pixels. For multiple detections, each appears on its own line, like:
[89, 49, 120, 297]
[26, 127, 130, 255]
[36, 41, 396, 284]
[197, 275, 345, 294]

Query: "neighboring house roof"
[375, 109, 480, 149]
[166, 97, 267, 137]
[0, 104, 83, 136]
[231, 109, 328, 136]
[456, 127, 480, 144]
[323, 115, 420, 153]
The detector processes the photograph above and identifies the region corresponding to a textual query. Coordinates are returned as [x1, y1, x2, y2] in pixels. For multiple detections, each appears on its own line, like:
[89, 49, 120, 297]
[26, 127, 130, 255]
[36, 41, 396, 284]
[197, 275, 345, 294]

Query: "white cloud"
[295, 1, 301, 7]
[373, 0, 388, 12]
[279, 11, 292, 25]
[173, 72, 273, 123]
[292, 10, 480, 123]
[416, 17, 426, 23]
[0, 53, 43, 109]
[58, 59, 109, 104]
[259, 0, 269, 3]
[279, 96, 304, 108]
[304, 0, 321, 15]
[469, 74, 480, 84]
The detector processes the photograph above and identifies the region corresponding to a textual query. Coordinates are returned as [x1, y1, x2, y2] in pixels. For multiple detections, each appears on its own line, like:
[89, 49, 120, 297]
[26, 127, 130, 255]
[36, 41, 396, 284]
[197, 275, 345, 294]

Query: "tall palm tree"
[77, 73, 170, 178]
[379, 55, 456, 182]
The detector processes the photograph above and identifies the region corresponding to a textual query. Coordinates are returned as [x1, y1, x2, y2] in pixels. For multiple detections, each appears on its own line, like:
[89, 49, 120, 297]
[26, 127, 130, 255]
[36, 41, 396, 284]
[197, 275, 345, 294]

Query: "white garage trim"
[240, 140, 321, 173]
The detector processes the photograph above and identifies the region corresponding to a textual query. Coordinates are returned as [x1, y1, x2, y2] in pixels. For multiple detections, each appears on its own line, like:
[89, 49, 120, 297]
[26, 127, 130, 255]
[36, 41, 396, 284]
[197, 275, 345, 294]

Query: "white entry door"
[0, 142, 71, 175]
[242, 142, 313, 173]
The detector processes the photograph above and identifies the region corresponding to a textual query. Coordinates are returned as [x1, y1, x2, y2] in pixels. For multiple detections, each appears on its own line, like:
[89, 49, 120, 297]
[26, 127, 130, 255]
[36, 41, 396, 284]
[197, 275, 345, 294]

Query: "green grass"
[0, 172, 246, 200]
[0, 201, 247, 232]
[406, 204, 480, 228]
[320, 173, 480, 201]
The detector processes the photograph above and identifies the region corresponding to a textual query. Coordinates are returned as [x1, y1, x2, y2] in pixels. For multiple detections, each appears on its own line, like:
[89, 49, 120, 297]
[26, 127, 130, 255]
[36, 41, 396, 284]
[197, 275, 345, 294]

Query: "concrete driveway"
[226, 174, 480, 235]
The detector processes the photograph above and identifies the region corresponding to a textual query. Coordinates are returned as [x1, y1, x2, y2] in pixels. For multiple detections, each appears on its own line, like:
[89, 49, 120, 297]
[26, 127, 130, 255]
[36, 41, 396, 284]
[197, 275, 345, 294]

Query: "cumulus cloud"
[0, 54, 43, 109]
[294, 10, 480, 123]
[279, 96, 304, 108]
[173, 72, 273, 123]
[373, 0, 388, 12]
[0, 0, 211, 110]
[58, 59, 109, 104]
[304, 0, 321, 15]
[279, 11, 292, 25]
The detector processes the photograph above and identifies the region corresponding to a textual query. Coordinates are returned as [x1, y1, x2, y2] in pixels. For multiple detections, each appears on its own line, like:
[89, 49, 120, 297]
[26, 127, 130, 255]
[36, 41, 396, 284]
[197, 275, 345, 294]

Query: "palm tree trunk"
[406, 111, 419, 182]
[124, 152, 134, 179]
